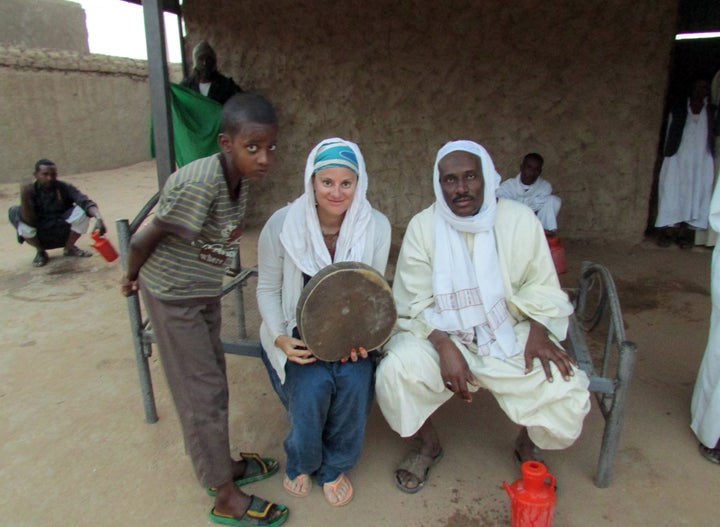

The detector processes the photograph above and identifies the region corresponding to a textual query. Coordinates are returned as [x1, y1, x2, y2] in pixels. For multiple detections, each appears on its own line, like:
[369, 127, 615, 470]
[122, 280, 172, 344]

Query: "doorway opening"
[645, 1, 720, 242]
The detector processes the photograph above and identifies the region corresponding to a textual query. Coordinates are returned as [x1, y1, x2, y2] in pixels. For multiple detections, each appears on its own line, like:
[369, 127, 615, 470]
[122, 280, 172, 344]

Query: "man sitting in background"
[497, 152, 561, 234]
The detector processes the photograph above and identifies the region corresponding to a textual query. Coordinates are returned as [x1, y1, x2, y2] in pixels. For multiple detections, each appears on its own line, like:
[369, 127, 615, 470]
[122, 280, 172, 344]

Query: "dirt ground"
[1, 161, 718, 527]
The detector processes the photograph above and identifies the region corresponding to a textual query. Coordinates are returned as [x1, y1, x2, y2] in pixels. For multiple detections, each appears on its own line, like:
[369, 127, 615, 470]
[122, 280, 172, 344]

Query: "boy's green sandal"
[209, 495, 289, 527]
[207, 453, 280, 497]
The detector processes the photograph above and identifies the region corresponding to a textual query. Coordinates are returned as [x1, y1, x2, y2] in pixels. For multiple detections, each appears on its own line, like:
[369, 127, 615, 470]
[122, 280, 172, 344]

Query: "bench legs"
[570, 261, 638, 488]
[594, 340, 637, 487]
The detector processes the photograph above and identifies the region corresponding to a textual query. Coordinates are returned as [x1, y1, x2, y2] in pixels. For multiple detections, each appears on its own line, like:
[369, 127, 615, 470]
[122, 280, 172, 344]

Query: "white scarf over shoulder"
[424, 140, 521, 359]
[277, 139, 374, 330]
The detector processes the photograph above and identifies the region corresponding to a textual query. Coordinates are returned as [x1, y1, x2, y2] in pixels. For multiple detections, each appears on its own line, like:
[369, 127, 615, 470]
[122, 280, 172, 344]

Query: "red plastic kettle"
[503, 461, 556, 527]
[90, 231, 119, 262]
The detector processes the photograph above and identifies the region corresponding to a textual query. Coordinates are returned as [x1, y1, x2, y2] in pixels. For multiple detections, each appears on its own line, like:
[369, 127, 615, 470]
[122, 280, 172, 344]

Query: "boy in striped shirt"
[121, 93, 288, 527]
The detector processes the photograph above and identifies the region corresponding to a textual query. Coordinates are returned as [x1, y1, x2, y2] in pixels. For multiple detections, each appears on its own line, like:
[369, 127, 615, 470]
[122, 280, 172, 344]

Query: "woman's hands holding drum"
[276, 336, 370, 364]
[276, 335, 317, 365]
[340, 347, 369, 363]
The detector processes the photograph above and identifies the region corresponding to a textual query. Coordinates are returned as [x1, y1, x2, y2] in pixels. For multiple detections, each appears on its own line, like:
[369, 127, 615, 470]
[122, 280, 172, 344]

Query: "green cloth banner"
[150, 83, 223, 167]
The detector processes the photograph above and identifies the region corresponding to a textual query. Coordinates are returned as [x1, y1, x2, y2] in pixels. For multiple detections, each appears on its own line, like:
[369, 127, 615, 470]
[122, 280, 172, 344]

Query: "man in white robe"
[655, 79, 717, 249]
[691, 172, 720, 464]
[375, 141, 591, 493]
[496, 152, 561, 233]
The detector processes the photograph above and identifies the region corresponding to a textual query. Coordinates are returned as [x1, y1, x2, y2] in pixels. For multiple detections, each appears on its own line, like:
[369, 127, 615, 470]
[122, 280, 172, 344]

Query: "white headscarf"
[424, 140, 521, 359]
[279, 138, 373, 276]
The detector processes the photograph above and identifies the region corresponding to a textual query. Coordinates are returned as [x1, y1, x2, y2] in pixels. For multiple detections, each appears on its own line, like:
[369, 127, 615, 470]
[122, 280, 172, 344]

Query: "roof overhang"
[120, 0, 181, 16]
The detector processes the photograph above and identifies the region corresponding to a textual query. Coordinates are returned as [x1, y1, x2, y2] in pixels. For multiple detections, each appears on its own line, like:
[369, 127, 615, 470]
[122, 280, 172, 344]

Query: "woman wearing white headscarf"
[257, 138, 391, 506]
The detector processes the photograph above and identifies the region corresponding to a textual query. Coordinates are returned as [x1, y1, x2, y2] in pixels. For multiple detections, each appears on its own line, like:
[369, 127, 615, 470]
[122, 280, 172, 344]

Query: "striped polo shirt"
[140, 154, 249, 301]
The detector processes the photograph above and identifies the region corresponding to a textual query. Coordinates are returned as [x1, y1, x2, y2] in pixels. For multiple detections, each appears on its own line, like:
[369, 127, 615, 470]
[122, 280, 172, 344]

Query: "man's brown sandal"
[394, 448, 444, 494]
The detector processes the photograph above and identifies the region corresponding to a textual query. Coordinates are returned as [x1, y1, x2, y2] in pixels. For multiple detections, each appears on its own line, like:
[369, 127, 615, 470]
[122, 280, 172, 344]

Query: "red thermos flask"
[546, 234, 567, 275]
[90, 231, 119, 262]
[503, 461, 556, 527]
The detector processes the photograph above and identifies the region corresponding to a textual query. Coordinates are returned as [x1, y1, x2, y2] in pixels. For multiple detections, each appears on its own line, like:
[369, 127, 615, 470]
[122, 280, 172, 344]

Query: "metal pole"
[117, 218, 159, 423]
[142, 0, 175, 189]
[232, 248, 248, 340]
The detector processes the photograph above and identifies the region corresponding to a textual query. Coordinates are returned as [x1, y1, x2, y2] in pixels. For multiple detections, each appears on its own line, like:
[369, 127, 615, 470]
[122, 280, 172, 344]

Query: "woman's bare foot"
[323, 473, 353, 506]
[283, 473, 311, 497]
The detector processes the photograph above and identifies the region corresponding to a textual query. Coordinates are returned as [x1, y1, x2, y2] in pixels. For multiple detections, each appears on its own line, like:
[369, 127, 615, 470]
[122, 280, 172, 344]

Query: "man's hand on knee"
[524, 320, 577, 382]
[429, 330, 477, 402]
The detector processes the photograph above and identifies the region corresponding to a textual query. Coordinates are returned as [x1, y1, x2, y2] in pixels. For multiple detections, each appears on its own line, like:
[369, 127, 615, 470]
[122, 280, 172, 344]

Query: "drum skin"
[296, 261, 397, 362]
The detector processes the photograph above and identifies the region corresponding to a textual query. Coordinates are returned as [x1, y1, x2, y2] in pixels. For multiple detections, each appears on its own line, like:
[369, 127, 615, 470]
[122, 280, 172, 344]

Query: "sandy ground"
[1, 161, 718, 527]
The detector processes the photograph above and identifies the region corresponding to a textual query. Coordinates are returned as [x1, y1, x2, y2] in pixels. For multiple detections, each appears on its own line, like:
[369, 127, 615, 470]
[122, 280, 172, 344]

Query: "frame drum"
[296, 261, 397, 362]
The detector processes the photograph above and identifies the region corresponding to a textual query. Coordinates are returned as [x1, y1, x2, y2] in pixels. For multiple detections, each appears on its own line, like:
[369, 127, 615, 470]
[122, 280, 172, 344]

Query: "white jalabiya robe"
[655, 101, 715, 229]
[496, 175, 561, 231]
[691, 177, 720, 448]
[375, 199, 591, 449]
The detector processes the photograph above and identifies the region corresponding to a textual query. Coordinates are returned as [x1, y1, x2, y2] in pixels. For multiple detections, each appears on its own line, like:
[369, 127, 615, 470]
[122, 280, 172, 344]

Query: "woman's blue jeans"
[261, 348, 375, 485]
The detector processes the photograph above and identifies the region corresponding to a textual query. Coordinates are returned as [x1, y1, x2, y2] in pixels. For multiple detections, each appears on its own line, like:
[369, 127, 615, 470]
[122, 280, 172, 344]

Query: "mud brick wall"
[0, 46, 153, 183]
[0, 46, 183, 184]
[0, 0, 89, 54]
[182, 0, 678, 241]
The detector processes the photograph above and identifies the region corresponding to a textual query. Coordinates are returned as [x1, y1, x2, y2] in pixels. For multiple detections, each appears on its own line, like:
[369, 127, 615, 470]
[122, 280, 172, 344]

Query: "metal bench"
[115, 195, 262, 424]
[564, 261, 637, 488]
[118, 197, 635, 489]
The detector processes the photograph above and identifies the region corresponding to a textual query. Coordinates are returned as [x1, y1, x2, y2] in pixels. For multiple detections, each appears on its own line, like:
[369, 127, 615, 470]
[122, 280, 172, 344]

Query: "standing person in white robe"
[375, 140, 591, 494]
[691, 175, 720, 464]
[655, 79, 717, 249]
[697, 69, 720, 248]
[496, 152, 561, 233]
